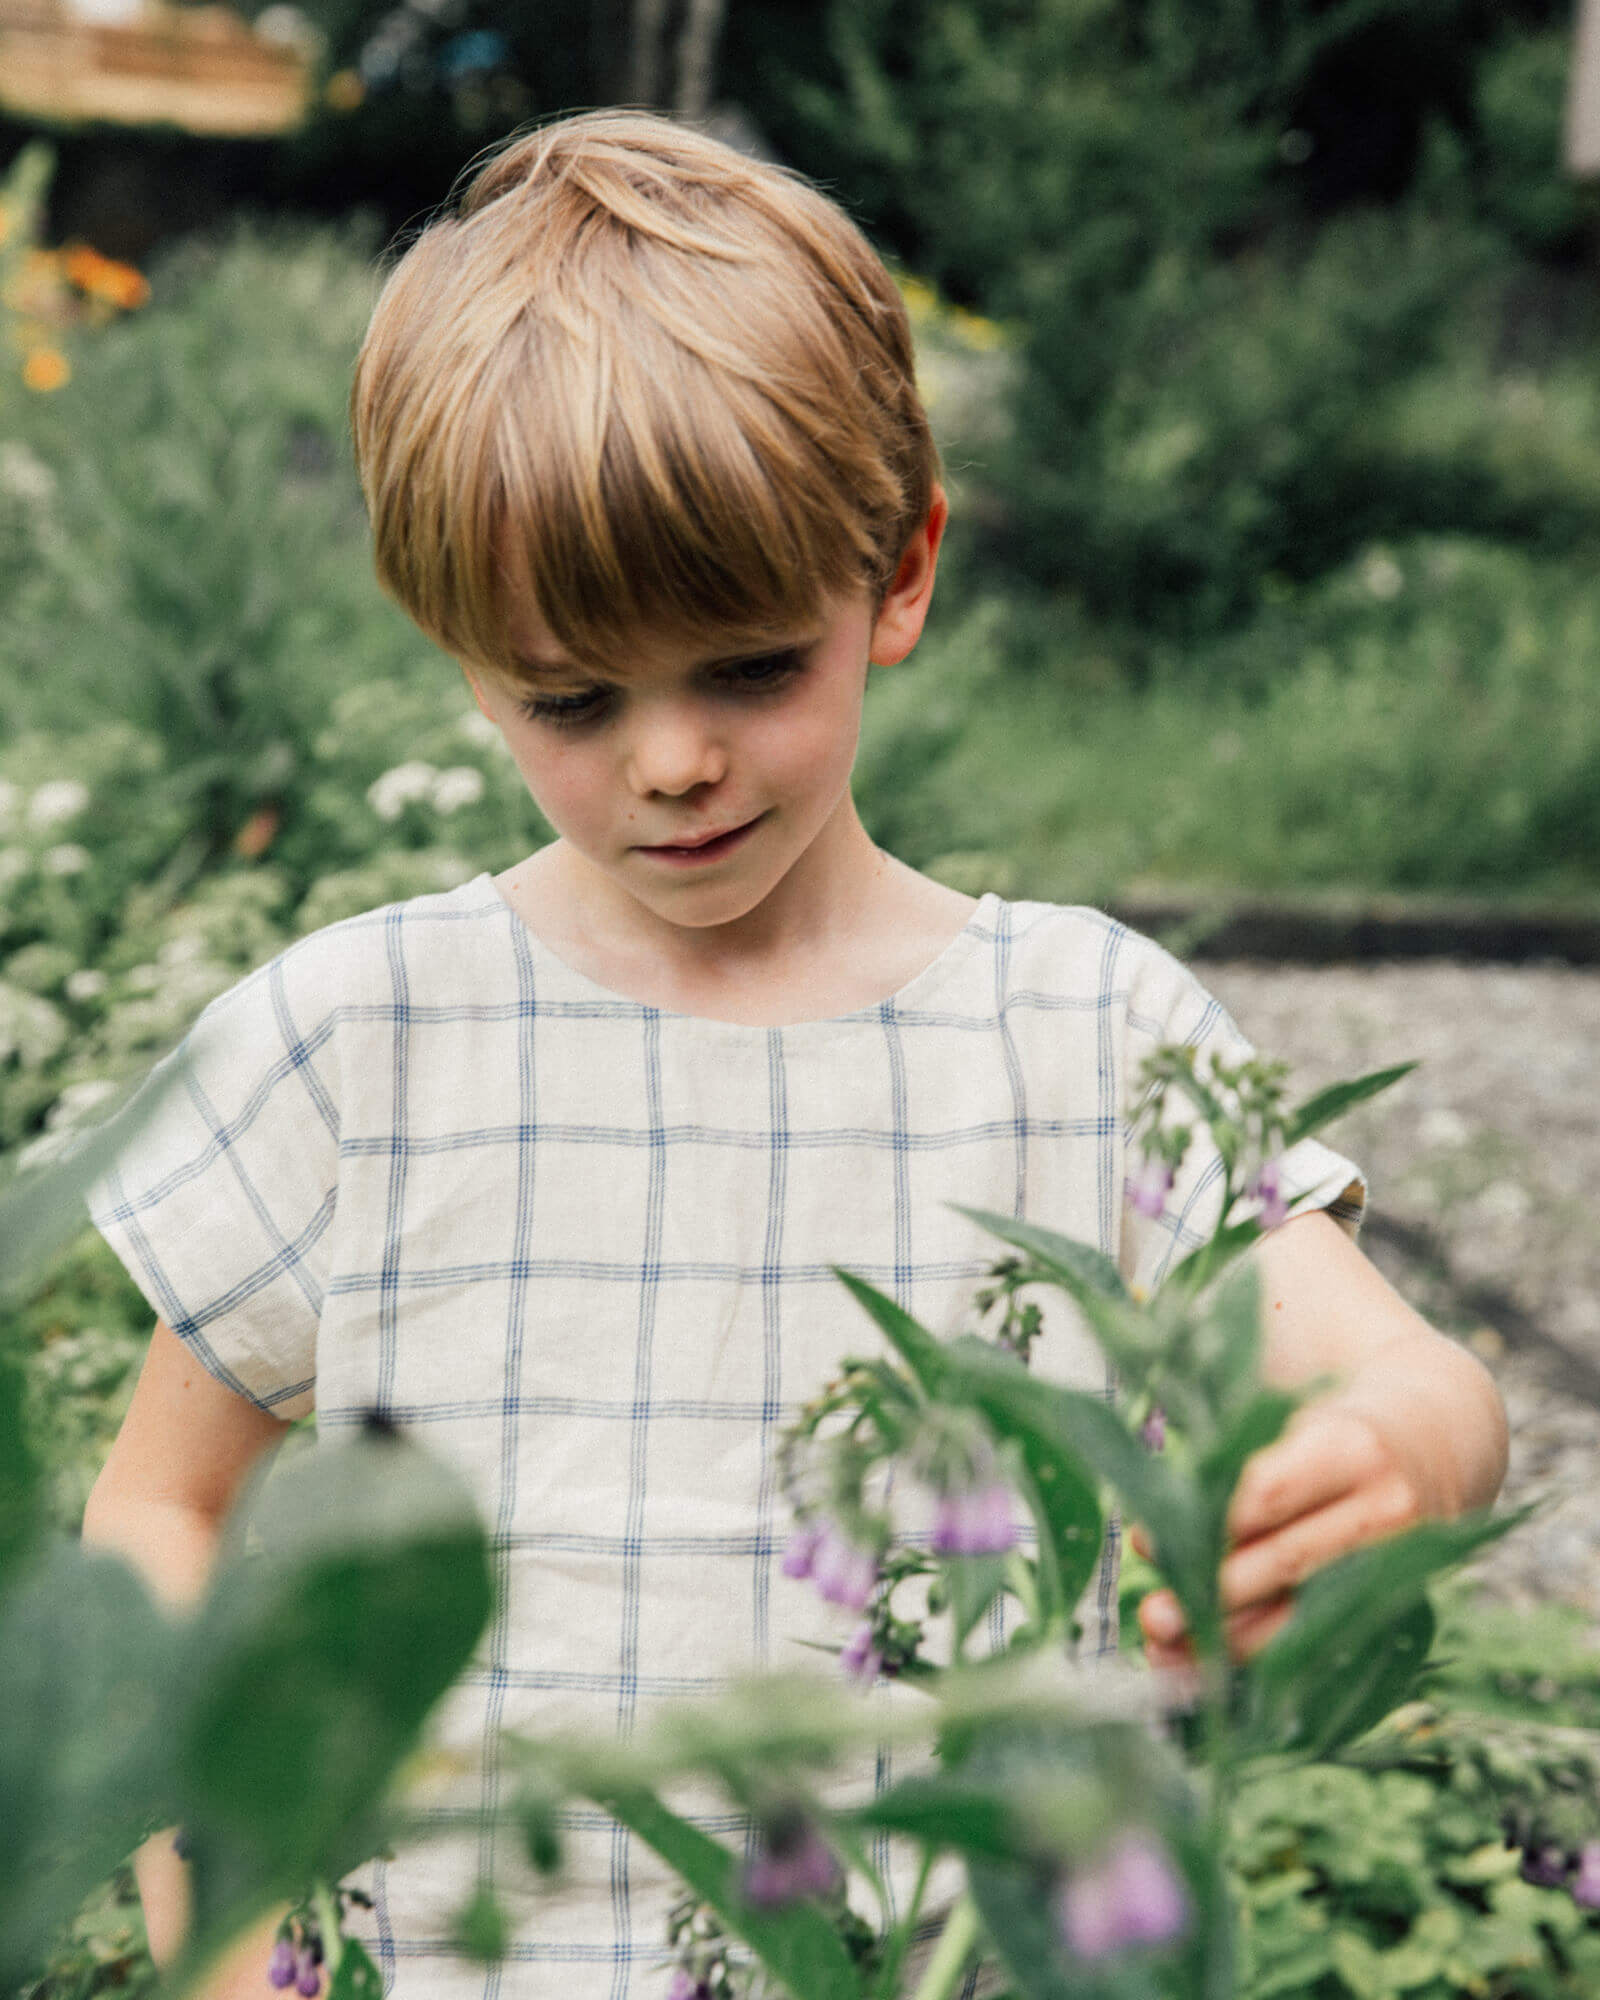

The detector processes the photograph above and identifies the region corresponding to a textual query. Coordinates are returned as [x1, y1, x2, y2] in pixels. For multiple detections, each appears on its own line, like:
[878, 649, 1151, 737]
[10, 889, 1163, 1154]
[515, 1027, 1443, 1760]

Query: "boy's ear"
[868, 486, 948, 667]
[460, 662, 497, 722]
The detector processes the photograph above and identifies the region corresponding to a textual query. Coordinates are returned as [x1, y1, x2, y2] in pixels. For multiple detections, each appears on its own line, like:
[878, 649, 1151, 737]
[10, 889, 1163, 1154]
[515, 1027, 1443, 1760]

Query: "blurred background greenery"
[2, 4, 1599, 1991]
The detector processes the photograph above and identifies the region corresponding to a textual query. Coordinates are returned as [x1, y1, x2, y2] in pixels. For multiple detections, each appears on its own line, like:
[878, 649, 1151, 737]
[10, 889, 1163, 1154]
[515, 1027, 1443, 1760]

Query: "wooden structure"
[1570, 0, 1600, 176]
[0, 0, 310, 136]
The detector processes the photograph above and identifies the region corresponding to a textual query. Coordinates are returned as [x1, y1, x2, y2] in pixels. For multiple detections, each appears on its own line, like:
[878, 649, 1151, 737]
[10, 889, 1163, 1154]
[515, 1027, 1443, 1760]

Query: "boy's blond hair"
[350, 109, 939, 678]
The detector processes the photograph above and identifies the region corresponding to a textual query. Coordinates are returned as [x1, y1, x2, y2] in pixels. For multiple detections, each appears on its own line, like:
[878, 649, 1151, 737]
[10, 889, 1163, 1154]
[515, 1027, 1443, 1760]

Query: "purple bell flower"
[1054, 1827, 1192, 1960]
[1140, 1406, 1167, 1453]
[742, 1816, 840, 1909]
[781, 1521, 823, 1580]
[931, 1479, 1017, 1557]
[1127, 1159, 1174, 1221]
[1250, 1157, 1289, 1230]
[839, 1619, 884, 1684]
[294, 1945, 322, 1998]
[1573, 1843, 1600, 1908]
[811, 1524, 878, 1611]
[266, 1940, 296, 1990]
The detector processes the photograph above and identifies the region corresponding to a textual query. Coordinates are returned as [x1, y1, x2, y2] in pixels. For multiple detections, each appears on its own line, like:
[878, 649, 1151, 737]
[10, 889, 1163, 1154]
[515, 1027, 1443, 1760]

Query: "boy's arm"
[82, 1318, 294, 1992]
[1137, 1208, 1510, 1666]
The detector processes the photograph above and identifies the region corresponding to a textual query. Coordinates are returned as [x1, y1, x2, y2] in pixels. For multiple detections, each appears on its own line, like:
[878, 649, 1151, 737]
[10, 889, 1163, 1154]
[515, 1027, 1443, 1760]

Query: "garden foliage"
[7, 1042, 1600, 1997]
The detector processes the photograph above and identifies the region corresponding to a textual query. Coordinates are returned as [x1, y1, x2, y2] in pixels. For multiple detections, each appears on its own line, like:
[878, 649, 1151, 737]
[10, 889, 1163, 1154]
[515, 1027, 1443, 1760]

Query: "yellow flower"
[325, 68, 365, 111]
[22, 346, 70, 392]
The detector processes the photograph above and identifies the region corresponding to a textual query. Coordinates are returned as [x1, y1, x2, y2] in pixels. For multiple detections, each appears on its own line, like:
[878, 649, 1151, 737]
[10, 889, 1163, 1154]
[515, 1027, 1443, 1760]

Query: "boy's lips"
[635, 814, 765, 863]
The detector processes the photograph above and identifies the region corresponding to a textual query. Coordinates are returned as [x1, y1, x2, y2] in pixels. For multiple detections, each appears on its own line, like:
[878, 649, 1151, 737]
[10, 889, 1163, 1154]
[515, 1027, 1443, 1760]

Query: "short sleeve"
[86, 947, 341, 1421]
[1118, 934, 1365, 1299]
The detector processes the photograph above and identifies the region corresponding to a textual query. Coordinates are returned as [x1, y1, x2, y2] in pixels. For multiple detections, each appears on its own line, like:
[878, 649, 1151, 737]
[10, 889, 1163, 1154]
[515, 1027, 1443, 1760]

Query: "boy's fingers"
[1138, 1588, 1184, 1643]
[1226, 1408, 1391, 1546]
[1225, 1593, 1295, 1662]
[1221, 1470, 1421, 1610]
[1127, 1522, 1153, 1562]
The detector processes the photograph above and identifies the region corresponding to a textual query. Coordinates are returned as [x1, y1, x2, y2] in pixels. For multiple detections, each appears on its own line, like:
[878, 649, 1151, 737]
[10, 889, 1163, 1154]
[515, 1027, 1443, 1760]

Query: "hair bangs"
[352, 110, 940, 682]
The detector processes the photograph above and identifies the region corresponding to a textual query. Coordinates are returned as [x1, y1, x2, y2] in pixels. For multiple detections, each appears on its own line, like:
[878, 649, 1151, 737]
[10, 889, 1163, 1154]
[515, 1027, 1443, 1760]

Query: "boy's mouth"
[636, 814, 765, 865]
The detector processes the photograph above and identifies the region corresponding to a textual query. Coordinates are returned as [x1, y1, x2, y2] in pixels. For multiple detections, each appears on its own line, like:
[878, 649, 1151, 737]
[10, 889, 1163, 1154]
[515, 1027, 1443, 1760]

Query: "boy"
[83, 111, 1507, 1997]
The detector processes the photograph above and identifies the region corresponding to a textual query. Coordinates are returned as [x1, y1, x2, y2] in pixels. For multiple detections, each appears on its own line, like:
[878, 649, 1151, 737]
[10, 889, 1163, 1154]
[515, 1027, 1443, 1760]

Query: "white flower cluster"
[27, 778, 91, 830]
[366, 761, 486, 821]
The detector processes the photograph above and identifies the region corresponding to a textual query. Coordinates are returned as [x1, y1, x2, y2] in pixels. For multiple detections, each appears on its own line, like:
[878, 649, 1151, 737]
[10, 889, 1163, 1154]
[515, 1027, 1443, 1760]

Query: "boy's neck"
[494, 805, 978, 1026]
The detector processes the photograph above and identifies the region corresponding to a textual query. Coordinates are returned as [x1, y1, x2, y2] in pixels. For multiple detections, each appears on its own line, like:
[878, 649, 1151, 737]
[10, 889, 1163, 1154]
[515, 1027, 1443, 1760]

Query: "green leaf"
[947, 1553, 1009, 1649]
[1195, 1390, 1298, 1526]
[1167, 1218, 1262, 1299]
[941, 1342, 1208, 1638]
[845, 1774, 1041, 1864]
[171, 1426, 493, 1951]
[451, 1885, 508, 1962]
[834, 1274, 1106, 1618]
[0, 1541, 175, 1993]
[1281, 1065, 1416, 1149]
[1244, 1596, 1437, 1759]
[832, 1268, 950, 1394]
[951, 1209, 1155, 1384]
[0, 1348, 41, 1601]
[325, 1936, 383, 2000]
[0, 1055, 180, 1309]
[1242, 1512, 1529, 1756]
[589, 1785, 858, 2000]
[950, 1210, 1130, 1304]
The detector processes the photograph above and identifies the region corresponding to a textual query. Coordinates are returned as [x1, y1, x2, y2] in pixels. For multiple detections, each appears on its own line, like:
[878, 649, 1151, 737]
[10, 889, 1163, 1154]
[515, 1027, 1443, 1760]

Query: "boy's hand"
[1134, 1402, 1425, 1668]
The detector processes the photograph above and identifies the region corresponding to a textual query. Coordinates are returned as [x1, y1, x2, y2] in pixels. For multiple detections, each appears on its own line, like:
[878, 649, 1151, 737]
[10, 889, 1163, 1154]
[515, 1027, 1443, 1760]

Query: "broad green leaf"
[1241, 1514, 1528, 1759]
[0, 1347, 41, 1599]
[1241, 1596, 1437, 1760]
[832, 1268, 950, 1394]
[845, 1774, 1044, 1865]
[834, 1274, 1105, 1615]
[1167, 1218, 1262, 1299]
[947, 1553, 1009, 1649]
[0, 1051, 179, 1308]
[1249, 1510, 1525, 1694]
[0, 1541, 175, 1993]
[1195, 1390, 1298, 1527]
[172, 1426, 493, 1952]
[589, 1784, 857, 2000]
[1194, 1260, 1265, 1420]
[951, 1210, 1130, 1304]
[326, 1937, 383, 2000]
[1282, 1065, 1416, 1149]
[938, 1342, 1205, 1639]
[952, 1209, 1154, 1382]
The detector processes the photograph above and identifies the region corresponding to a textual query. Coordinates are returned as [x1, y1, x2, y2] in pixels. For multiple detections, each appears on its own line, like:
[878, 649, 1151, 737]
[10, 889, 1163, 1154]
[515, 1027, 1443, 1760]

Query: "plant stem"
[311, 1881, 345, 1984]
[908, 1893, 981, 2000]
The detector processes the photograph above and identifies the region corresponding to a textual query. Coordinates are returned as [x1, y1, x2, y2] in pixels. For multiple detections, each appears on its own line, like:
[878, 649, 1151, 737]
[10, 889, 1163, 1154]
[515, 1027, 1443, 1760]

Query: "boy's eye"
[721, 650, 803, 690]
[517, 686, 610, 727]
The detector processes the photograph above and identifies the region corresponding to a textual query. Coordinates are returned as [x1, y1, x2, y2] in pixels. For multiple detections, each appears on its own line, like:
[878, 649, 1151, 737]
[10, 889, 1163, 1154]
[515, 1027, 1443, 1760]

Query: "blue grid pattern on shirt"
[86, 879, 1363, 1999]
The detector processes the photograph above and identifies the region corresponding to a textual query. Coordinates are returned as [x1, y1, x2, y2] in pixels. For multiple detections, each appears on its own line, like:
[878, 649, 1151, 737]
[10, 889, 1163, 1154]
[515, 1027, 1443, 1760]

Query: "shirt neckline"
[467, 872, 1001, 1033]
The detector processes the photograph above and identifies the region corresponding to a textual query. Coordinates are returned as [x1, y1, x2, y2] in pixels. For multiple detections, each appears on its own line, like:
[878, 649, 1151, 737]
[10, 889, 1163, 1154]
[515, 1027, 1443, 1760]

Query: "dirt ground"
[1199, 959, 1599, 1621]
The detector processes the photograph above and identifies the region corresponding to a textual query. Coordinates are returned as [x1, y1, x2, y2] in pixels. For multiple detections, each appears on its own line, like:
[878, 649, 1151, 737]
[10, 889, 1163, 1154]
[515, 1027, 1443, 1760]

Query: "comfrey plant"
[5, 1047, 1597, 2000]
[474, 1044, 1574, 2000]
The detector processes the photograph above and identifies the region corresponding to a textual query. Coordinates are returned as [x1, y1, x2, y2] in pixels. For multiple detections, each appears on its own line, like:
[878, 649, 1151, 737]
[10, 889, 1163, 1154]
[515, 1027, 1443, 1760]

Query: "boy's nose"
[624, 707, 729, 798]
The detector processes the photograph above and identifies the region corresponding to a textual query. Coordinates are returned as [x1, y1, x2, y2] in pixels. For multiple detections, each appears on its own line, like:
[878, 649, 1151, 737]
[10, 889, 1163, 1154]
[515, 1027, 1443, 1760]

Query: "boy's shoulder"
[199, 871, 508, 1036]
[993, 896, 1202, 996]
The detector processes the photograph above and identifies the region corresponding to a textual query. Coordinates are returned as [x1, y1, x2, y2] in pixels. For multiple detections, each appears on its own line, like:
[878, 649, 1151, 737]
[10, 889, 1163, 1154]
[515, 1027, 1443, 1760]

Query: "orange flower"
[63, 243, 148, 311]
[22, 346, 70, 391]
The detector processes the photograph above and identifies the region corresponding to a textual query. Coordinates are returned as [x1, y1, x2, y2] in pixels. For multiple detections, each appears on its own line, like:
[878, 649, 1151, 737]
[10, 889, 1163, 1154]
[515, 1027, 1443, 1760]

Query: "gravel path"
[1200, 960, 1599, 1621]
